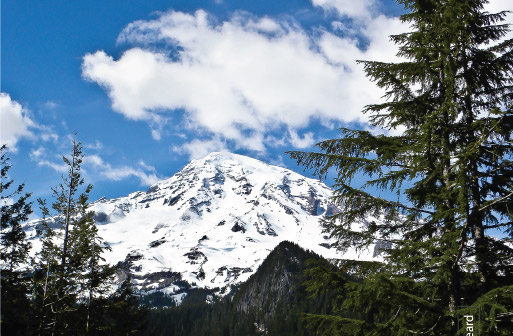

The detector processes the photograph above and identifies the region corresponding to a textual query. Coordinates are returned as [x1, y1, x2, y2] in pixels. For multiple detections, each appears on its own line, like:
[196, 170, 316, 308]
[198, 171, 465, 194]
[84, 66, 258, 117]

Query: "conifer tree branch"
[479, 190, 513, 212]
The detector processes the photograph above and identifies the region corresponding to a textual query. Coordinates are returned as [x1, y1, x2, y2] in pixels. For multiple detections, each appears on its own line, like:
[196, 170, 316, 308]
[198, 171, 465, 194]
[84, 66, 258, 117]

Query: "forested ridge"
[143, 241, 340, 336]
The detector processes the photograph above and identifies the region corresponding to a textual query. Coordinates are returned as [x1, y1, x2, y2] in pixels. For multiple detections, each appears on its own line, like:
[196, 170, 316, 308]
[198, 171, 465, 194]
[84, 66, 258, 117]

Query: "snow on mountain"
[25, 152, 381, 295]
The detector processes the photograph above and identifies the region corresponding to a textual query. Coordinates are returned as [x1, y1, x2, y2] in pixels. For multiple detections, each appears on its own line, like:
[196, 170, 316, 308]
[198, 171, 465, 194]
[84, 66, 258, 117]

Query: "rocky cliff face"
[25, 152, 381, 298]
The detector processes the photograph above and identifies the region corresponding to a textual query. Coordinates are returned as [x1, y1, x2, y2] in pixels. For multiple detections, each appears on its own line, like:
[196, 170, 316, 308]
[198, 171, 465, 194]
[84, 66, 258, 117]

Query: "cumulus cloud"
[85, 0, 511, 150]
[0, 93, 36, 150]
[82, 8, 408, 151]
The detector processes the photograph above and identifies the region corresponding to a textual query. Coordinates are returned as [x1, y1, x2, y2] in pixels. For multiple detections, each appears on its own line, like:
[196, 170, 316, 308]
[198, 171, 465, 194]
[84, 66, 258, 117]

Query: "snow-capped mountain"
[26, 152, 381, 297]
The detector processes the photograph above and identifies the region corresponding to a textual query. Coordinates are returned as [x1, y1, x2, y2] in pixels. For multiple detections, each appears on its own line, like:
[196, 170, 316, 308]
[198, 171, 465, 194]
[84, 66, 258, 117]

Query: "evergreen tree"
[107, 275, 148, 335]
[0, 145, 34, 335]
[32, 136, 116, 335]
[288, 0, 513, 334]
[47, 137, 91, 334]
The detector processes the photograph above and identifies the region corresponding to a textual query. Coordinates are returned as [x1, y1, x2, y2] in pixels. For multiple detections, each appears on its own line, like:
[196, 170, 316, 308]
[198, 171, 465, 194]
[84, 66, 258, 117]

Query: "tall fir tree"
[48, 136, 91, 334]
[0, 145, 34, 335]
[288, 0, 513, 334]
[32, 136, 116, 335]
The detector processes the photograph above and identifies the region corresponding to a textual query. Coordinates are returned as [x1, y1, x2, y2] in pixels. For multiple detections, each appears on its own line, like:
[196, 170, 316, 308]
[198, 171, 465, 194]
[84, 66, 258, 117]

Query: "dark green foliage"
[1, 145, 33, 272]
[29, 138, 109, 334]
[139, 291, 177, 308]
[0, 138, 145, 336]
[105, 276, 148, 335]
[287, 0, 513, 334]
[28, 137, 143, 336]
[229, 241, 325, 336]
[1, 145, 34, 335]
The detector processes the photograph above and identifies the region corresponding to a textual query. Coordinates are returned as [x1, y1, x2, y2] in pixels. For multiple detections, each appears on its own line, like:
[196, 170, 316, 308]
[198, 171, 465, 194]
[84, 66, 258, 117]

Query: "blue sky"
[2, 0, 512, 214]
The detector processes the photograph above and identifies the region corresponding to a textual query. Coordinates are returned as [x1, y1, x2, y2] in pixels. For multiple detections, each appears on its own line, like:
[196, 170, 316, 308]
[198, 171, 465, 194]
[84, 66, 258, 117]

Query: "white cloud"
[315, 0, 511, 138]
[1, 197, 14, 207]
[31, 150, 159, 186]
[312, 0, 377, 20]
[102, 166, 159, 186]
[30, 147, 46, 160]
[138, 159, 156, 173]
[388, 124, 407, 136]
[84, 154, 104, 167]
[85, 140, 104, 151]
[44, 101, 60, 110]
[151, 129, 162, 141]
[172, 137, 228, 159]
[82, 9, 409, 152]
[39, 125, 59, 142]
[0, 93, 60, 149]
[267, 155, 286, 168]
[36, 159, 68, 173]
[84, 154, 159, 186]
[0, 93, 36, 150]
[264, 134, 287, 148]
[29, 146, 68, 173]
[288, 129, 316, 148]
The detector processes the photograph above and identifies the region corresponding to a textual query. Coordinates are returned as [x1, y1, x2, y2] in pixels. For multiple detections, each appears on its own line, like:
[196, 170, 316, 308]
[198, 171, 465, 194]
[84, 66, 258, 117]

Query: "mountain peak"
[199, 151, 237, 161]
[25, 152, 381, 298]
[190, 151, 272, 170]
